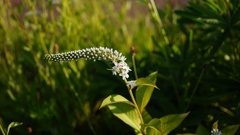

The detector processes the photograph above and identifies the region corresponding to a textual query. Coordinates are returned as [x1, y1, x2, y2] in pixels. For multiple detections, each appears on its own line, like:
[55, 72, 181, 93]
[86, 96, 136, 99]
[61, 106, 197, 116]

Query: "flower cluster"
[211, 129, 222, 135]
[45, 47, 131, 80]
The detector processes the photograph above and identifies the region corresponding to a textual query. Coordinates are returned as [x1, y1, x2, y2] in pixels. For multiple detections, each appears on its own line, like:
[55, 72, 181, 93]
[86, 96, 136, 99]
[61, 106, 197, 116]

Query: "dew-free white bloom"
[211, 129, 222, 135]
[127, 80, 137, 89]
[45, 47, 131, 80]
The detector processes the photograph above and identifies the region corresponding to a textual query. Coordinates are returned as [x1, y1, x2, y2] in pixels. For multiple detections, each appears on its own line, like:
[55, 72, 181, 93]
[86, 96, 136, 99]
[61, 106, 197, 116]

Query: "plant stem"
[127, 52, 143, 125]
[129, 88, 144, 124]
[73, 89, 97, 135]
[148, 0, 169, 45]
[185, 68, 205, 111]
[132, 54, 138, 79]
[0, 123, 5, 135]
[124, 78, 144, 124]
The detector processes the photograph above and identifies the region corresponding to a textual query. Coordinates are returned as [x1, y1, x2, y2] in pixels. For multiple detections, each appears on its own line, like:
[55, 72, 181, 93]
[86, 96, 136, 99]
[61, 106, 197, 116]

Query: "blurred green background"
[0, 0, 239, 134]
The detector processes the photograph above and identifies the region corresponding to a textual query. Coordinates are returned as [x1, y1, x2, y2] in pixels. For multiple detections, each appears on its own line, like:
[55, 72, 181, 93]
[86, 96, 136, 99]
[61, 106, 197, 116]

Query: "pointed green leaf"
[99, 94, 134, 109]
[159, 112, 189, 135]
[191, 3, 222, 20]
[136, 85, 154, 112]
[148, 118, 161, 127]
[136, 71, 158, 112]
[136, 78, 159, 89]
[7, 122, 23, 135]
[108, 103, 141, 131]
[221, 125, 240, 135]
[145, 118, 162, 135]
[100, 94, 141, 131]
[210, 29, 229, 57]
[146, 112, 189, 135]
[146, 126, 161, 135]
[145, 119, 161, 134]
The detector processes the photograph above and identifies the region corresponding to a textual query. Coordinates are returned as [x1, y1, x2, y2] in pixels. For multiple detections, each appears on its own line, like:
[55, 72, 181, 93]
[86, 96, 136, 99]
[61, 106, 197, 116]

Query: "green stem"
[185, 69, 205, 111]
[127, 52, 144, 127]
[123, 79, 144, 124]
[0, 123, 6, 135]
[73, 89, 97, 135]
[129, 88, 144, 124]
[132, 55, 138, 79]
[172, 79, 180, 105]
[148, 0, 169, 45]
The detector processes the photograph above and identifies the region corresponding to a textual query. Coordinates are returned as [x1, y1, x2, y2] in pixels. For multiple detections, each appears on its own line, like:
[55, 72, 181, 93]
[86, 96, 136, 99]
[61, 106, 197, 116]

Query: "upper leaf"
[136, 78, 159, 89]
[136, 71, 158, 112]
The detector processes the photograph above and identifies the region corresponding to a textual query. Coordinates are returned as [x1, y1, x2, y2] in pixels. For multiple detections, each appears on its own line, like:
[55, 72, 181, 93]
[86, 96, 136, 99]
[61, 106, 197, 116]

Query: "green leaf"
[210, 29, 229, 57]
[196, 124, 209, 135]
[99, 94, 134, 109]
[136, 71, 158, 112]
[146, 112, 190, 135]
[186, 2, 223, 21]
[100, 94, 141, 131]
[142, 109, 152, 124]
[221, 125, 240, 135]
[159, 112, 189, 135]
[146, 118, 162, 134]
[7, 122, 23, 135]
[136, 78, 159, 89]
[146, 125, 161, 135]
[108, 103, 142, 131]
[176, 1, 226, 26]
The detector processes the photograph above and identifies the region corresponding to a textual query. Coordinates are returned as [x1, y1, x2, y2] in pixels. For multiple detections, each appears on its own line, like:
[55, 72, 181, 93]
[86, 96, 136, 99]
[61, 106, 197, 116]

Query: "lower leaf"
[108, 103, 142, 132]
[159, 112, 190, 135]
[221, 124, 240, 135]
[146, 112, 190, 135]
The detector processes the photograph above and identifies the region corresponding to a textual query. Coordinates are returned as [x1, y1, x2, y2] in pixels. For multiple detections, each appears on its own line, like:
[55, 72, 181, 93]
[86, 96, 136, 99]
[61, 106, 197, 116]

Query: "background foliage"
[0, 0, 239, 134]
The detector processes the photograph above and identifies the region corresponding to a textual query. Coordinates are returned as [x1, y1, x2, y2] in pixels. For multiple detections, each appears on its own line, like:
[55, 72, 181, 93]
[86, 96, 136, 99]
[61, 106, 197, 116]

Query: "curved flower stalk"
[45, 47, 131, 80]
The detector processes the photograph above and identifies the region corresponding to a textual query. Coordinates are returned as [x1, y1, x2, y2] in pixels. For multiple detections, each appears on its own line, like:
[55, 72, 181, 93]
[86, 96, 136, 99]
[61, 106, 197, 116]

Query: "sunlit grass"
[0, 0, 155, 134]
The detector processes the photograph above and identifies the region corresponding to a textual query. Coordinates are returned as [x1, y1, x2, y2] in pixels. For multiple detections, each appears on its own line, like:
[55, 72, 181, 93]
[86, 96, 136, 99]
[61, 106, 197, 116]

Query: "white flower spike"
[45, 47, 131, 80]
